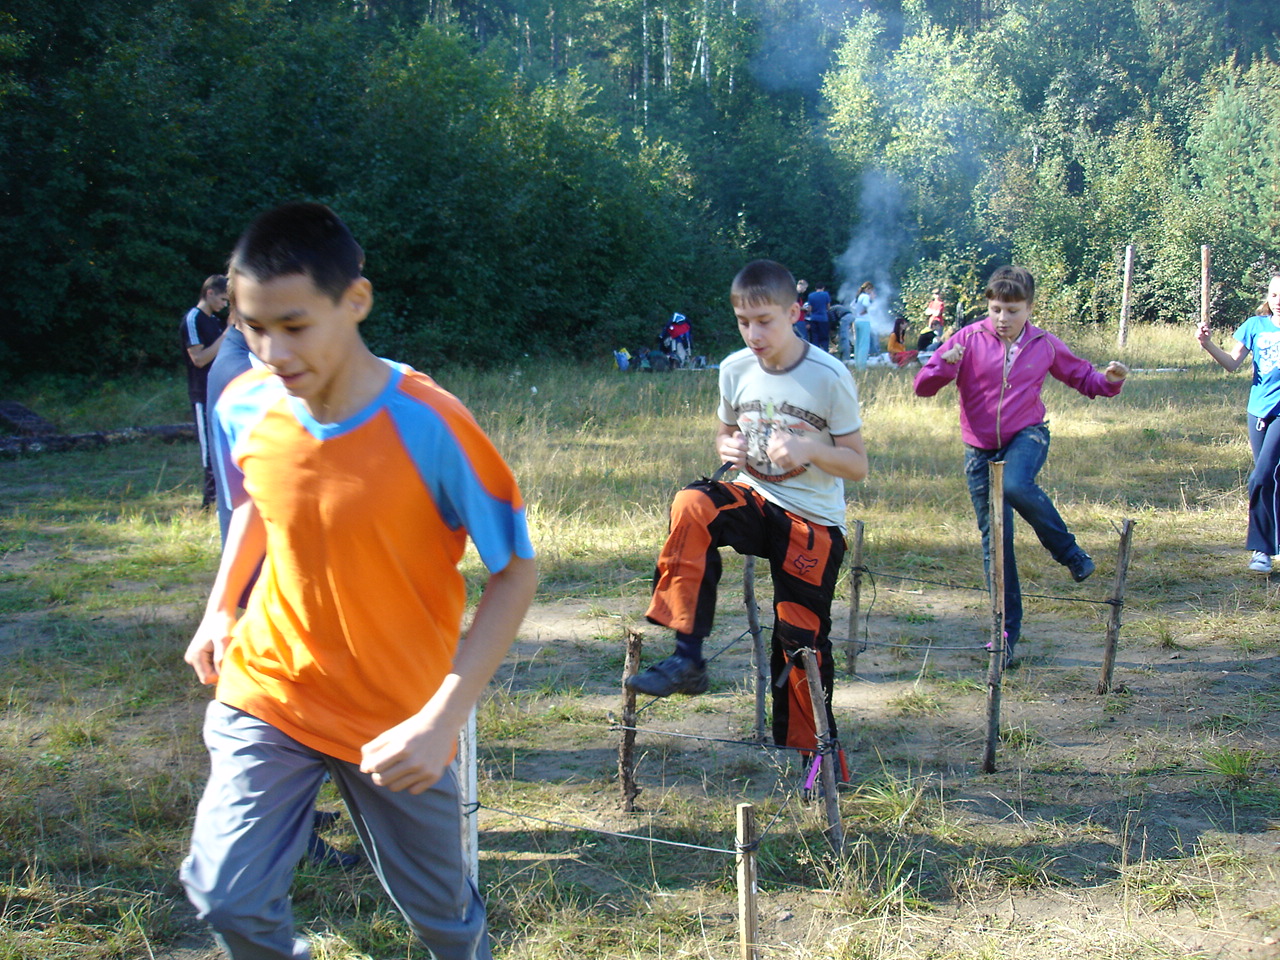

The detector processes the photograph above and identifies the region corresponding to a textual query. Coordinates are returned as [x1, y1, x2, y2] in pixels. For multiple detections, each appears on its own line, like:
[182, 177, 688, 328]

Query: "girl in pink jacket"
[914, 266, 1128, 666]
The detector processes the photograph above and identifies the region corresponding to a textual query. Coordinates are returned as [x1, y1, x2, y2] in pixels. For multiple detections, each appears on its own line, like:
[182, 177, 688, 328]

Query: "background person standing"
[806, 282, 831, 350]
[180, 275, 228, 508]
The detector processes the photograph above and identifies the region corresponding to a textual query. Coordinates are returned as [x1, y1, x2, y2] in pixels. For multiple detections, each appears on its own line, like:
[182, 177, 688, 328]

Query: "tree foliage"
[2, 0, 1280, 379]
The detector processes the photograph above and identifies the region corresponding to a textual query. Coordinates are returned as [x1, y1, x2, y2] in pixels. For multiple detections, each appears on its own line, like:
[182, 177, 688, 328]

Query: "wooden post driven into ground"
[845, 520, 865, 676]
[1119, 244, 1134, 348]
[803, 649, 845, 853]
[743, 556, 767, 742]
[1201, 244, 1211, 327]
[982, 461, 1006, 774]
[1097, 519, 1136, 695]
[619, 628, 643, 811]
[736, 803, 759, 960]
[459, 709, 479, 886]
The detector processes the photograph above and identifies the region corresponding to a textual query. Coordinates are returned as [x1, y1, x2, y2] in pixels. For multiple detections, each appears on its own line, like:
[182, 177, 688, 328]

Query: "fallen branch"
[0, 424, 195, 458]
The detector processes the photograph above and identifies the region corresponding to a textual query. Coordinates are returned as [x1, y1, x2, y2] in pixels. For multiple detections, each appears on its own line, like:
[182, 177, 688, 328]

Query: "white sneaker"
[1248, 551, 1272, 573]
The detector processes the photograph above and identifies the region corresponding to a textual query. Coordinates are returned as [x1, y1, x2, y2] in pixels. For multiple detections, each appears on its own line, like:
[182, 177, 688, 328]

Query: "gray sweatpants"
[181, 701, 490, 960]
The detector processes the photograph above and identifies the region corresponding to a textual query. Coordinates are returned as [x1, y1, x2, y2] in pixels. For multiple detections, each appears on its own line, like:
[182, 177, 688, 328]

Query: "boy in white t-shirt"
[628, 259, 868, 760]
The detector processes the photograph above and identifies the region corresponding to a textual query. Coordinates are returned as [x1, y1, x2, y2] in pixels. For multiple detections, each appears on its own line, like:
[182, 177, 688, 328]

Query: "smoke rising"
[835, 168, 911, 337]
[747, 0, 854, 92]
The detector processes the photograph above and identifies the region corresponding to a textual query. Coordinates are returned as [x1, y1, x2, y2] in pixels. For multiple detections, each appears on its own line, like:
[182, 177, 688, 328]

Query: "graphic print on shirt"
[737, 397, 827, 483]
[1255, 329, 1280, 382]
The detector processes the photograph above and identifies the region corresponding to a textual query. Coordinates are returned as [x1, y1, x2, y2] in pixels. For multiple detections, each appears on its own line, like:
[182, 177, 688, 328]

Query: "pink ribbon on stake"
[803, 753, 822, 791]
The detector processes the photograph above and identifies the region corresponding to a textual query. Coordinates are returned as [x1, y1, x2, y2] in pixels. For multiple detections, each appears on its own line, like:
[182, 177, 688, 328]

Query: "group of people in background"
[789, 278, 954, 369]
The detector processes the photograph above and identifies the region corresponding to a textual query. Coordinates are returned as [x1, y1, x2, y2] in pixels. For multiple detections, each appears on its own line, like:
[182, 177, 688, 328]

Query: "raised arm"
[914, 333, 964, 396]
[1197, 321, 1249, 373]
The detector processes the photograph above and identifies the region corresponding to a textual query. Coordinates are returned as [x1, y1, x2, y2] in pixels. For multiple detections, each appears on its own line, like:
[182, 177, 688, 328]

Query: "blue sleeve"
[389, 394, 534, 574]
[1234, 316, 1256, 353]
[213, 374, 277, 512]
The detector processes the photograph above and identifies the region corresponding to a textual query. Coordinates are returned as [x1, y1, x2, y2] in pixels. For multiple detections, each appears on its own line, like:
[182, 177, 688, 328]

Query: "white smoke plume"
[834, 168, 911, 338]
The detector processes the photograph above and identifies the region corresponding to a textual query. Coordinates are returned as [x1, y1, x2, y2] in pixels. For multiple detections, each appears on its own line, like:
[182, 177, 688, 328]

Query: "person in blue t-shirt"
[806, 283, 831, 350]
[1198, 273, 1280, 574]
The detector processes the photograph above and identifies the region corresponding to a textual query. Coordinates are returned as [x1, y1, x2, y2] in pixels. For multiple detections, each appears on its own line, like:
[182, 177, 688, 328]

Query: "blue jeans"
[1246, 413, 1280, 554]
[837, 314, 854, 362]
[964, 423, 1085, 645]
[807, 319, 830, 348]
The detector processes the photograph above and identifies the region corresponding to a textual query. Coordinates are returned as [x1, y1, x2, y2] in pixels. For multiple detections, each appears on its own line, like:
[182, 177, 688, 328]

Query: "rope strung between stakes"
[857, 564, 1120, 607]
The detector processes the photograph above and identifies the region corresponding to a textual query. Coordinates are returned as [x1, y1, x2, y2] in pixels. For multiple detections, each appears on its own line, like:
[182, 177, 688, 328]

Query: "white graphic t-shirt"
[718, 342, 862, 530]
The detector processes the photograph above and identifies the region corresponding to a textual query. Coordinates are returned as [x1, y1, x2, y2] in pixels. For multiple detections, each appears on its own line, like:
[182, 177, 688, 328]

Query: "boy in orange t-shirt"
[181, 203, 536, 960]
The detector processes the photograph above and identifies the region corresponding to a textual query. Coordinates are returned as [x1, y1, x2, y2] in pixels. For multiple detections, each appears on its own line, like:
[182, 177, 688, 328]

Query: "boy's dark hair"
[201, 275, 228, 298]
[985, 265, 1035, 304]
[731, 260, 797, 310]
[229, 202, 364, 303]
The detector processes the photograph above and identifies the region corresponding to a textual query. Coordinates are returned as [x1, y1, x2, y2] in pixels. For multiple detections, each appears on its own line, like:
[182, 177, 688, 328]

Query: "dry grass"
[1, 323, 1278, 958]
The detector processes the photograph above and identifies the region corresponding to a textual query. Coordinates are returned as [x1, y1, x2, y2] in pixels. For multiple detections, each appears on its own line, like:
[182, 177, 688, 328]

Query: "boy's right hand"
[716, 430, 748, 468]
[184, 610, 236, 685]
[1195, 321, 1212, 346]
[940, 343, 965, 364]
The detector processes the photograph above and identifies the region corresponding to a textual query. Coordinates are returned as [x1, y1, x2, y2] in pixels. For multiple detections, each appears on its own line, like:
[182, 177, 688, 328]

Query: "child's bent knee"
[671, 484, 724, 522]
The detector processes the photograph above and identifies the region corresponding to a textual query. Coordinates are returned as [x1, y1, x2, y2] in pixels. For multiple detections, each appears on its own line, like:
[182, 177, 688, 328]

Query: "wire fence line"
[497, 538, 1130, 897]
[465, 801, 744, 856]
[634, 559, 1119, 693]
[467, 733, 831, 859]
[858, 564, 1119, 607]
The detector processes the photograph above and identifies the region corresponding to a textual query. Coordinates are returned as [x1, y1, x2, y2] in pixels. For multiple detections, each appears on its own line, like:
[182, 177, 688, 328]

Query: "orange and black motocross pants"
[645, 479, 847, 761]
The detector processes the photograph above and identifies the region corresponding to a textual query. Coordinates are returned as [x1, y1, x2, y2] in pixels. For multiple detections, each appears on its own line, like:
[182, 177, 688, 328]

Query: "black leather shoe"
[1068, 552, 1095, 583]
[624, 654, 709, 697]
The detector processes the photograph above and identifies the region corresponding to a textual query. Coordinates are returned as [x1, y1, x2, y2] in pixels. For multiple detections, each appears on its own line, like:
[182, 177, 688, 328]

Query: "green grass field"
[2, 324, 1278, 959]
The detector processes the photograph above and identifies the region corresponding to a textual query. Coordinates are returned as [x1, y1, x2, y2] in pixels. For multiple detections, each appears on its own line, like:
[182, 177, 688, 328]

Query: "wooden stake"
[1201, 244, 1211, 328]
[982, 460, 1006, 774]
[845, 520, 865, 676]
[458, 708, 479, 886]
[744, 556, 767, 743]
[803, 648, 845, 853]
[736, 802, 759, 960]
[1097, 519, 1136, 695]
[1119, 244, 1133, 348]
[619, 627, 643, 811]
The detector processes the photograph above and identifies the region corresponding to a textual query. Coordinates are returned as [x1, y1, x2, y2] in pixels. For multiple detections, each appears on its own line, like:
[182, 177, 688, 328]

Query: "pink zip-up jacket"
[913, 318, 1122, 450]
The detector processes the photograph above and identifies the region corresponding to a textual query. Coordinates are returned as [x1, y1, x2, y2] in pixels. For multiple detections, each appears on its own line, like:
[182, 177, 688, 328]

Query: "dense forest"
[1, 0, 1278, 375]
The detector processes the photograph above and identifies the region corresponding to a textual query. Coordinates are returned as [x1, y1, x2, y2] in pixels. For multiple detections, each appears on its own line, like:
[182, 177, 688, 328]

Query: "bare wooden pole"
[803, 649, 845, 853]
[981, 461, 1006, 774]
[736, 802, 759, 960]
[845, 519, 865, 676]
[744, 556, 767, 743]
[1119, 244, 1134, 348]
[1201, 244, 1211, 328]
[458, 709, 479, 886]
[619, 627, 643, 811]
[1097, 519, 1136, 695]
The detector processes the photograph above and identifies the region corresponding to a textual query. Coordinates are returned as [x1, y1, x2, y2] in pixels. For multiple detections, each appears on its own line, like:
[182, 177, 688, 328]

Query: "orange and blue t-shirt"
[211, 362, 533, 763]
